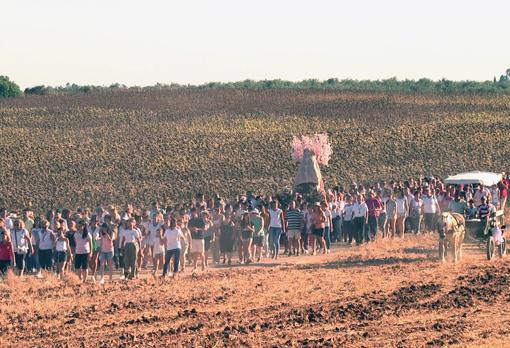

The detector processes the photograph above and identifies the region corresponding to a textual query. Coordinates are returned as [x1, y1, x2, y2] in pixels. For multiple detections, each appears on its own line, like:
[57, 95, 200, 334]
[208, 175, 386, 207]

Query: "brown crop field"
[1, 89, 510, 211]
[2, 234, 510, 347]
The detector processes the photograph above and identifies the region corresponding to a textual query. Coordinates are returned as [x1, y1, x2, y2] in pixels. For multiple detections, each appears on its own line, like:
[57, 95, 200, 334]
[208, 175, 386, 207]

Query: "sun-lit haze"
[2, 0, 509, 88]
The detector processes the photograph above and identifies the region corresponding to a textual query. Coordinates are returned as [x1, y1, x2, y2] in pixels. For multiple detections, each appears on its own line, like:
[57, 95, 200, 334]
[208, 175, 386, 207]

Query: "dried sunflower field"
[1, 90, 509, 211]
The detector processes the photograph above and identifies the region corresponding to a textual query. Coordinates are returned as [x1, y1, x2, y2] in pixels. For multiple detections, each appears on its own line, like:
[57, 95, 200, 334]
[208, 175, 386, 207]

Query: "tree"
[0, 76, 22, 98]
[25, 85, 48, 95]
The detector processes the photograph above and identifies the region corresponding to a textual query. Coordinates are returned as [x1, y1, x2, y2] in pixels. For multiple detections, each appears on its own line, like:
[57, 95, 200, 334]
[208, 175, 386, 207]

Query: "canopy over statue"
[291, 133, 331, 195]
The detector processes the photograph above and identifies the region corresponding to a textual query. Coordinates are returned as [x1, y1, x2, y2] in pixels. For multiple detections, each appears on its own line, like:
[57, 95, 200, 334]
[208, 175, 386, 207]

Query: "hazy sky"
[3, 0, 509, 88]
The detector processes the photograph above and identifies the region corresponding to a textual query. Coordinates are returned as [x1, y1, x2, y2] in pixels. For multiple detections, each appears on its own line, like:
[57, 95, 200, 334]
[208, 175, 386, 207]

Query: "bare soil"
[1, 234, 510, 347]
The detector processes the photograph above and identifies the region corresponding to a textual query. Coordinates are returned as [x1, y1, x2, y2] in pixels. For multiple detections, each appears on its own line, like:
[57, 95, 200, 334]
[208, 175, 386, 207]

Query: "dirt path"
[1, 234, 509, 347]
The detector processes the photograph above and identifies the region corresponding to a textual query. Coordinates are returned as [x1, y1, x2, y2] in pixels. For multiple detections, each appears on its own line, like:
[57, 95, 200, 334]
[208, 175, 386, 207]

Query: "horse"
[438, 212, 465, 263]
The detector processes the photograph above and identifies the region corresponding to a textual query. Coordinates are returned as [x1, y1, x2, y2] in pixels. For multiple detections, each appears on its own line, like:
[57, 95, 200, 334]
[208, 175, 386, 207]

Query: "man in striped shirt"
[477, 197, 494, 222]
[286, 201, 303, 256]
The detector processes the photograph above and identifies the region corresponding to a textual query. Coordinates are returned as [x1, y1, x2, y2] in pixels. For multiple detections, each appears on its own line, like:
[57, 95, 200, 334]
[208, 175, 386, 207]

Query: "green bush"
[0, 76, 22, 98]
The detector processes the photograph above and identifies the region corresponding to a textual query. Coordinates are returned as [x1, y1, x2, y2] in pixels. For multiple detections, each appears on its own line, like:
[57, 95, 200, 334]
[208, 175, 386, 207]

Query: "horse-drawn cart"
[464, 211, 506, 259]
[444, 171, 506, 260]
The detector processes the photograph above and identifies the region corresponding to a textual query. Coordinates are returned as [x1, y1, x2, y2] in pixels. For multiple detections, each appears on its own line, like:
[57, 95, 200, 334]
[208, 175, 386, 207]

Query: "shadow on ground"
[296, 255, 434, 270]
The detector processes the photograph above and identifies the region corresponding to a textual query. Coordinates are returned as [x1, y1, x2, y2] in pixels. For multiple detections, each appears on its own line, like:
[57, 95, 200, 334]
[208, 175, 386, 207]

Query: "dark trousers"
[15, 253, 26, 271]
[332, 217, 342, 242]
[163, 248, 181, 275]
[366, 216, 378, 242]
[324, 226, 331, 250]
[26, 252, 37, 272]
[378, 213, 387, 234]
[38, 249, 53, 270]
[424, 213, 436, 232]
[353, 217, 365, 245]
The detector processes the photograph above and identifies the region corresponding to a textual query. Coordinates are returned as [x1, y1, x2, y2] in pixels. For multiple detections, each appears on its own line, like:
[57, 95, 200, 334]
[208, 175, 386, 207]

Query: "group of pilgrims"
[0, 173, 508, 283]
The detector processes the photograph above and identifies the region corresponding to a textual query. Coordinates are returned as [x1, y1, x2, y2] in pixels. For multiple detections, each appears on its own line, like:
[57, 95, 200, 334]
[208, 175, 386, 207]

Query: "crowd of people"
[0, 173, 508, 283]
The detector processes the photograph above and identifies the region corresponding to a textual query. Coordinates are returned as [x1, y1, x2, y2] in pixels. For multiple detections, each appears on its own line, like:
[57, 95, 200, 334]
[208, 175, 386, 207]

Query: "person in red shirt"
[365, 191, 382, 242]
[498, 173, 509, 209]
[0, 228, 15, 275]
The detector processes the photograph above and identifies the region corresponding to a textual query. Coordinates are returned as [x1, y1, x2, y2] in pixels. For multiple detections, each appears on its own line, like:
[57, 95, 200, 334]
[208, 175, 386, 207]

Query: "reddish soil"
[1, 234, 510, 347]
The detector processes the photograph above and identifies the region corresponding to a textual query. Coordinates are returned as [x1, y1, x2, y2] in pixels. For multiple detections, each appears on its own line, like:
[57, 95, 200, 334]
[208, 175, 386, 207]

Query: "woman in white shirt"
[11, 219, 33, 277]
[395, 191, 409, 238]
[74, 223, 92, 283]
[321, 202, 332, 253]
[162, 218, 185, 278]
[268, 201, 284, 260]
[121, 218, 141, 280]
[422, 189, 440, 232]
[37, 220, 55, 273]
[151, 222, 165, 277]
[55, 226, 69, 279]
[352, 195, 368, 245]
[342, 196, 355, 243]
[147, 213, 163, 258]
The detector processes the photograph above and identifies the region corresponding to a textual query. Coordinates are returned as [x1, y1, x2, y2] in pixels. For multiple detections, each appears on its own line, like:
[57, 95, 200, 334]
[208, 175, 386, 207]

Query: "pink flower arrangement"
[291, 133, 332, 166]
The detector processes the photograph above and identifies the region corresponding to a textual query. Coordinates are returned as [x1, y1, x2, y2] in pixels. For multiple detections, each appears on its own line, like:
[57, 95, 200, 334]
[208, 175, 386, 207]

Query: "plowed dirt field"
[2, 235, 510, 347]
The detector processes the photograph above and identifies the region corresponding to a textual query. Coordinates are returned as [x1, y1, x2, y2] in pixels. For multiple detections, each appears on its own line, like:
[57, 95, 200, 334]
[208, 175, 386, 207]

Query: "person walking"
[219, 214, 236, 265]
[365, 191, 382, 242]
[285, 201, 303, 256]
[260, 205, 271, 258]
[422, 188, 440, 232]
[87, 216, 100, 282]
[121, 218, 142, 280]
[311, 204, 327, 254]
[343, 196, 354, 243]
[321, 202, 332, 253]
[240, 212, 254, 264]
[55, 226, 69, 278]
[74, 223, 92, 283]
[409, 191, 423, 235]
[498, 173, 508, 209]
[268, 201, 284, 260]
[331, 202, 342, 243]
[250, 209, 265, 262]
[352, 195, 368, 245]
[11, 219, 33, 277]
[395, 191, 408, 238]
[162, 218, 185, 278]
[98, 222, 115, 283]
[188, 208, 206, 272]
[385, 193, 397, 238]
[0, 228, 15, 276]
[35, 220, 53, 276]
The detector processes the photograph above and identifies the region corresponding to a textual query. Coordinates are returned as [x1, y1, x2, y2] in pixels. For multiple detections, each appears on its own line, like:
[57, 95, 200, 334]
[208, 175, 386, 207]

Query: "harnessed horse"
[439, 212, 465, 263]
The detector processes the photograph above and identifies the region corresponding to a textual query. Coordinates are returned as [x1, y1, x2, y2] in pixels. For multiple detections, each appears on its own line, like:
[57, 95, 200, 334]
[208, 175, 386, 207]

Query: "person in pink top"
[74, 222, 92, 283]
[98, 223, 115, 284]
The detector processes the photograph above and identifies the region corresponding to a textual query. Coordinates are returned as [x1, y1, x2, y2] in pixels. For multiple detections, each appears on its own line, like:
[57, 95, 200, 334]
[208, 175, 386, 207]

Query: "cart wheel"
[499, 239, 507, 258]
[487, 238, 495, 260]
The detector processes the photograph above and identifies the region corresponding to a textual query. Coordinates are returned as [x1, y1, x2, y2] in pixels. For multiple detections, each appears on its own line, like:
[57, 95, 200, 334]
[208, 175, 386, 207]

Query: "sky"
[2, 0, 510, 88]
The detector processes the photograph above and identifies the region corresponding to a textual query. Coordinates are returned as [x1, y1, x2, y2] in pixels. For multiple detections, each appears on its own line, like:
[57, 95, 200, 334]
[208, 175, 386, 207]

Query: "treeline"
[199, 76, 510, 93]
[22, 75, 510, 96]
[2, 72, 510, 98]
